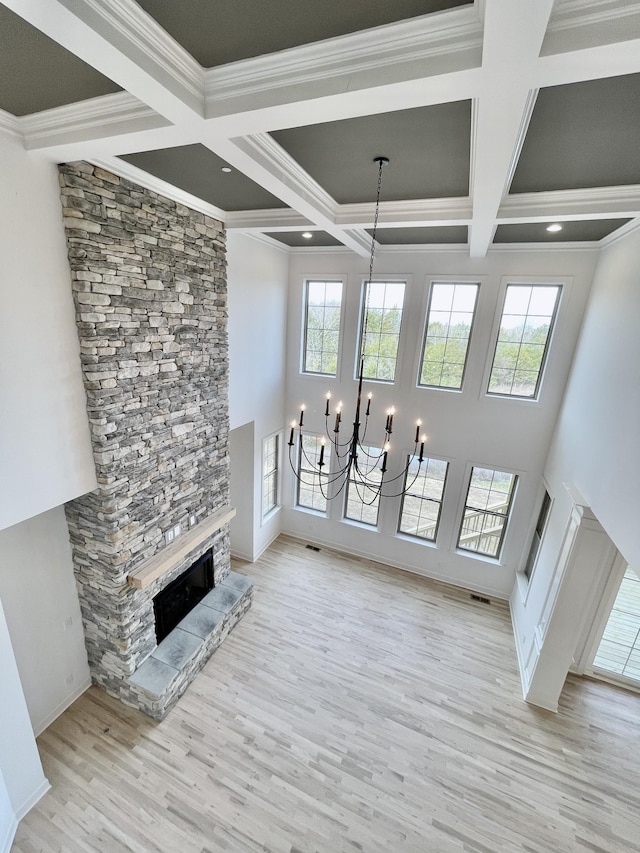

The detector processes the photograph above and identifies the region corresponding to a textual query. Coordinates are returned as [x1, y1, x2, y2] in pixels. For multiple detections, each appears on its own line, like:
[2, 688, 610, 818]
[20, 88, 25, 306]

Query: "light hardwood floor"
[13, 536, 640, 852]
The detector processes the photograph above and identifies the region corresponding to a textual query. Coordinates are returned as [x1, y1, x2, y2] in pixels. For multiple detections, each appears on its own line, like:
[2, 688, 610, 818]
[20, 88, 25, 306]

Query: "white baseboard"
[283, 531, 509, 601]
[1, 814, 18, 853]
[33, 677, 91, 736]
[15, 778, 51, 822]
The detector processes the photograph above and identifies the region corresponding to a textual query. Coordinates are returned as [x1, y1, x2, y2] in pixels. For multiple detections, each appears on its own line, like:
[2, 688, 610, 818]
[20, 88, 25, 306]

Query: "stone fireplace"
[59, 162, 252, 719]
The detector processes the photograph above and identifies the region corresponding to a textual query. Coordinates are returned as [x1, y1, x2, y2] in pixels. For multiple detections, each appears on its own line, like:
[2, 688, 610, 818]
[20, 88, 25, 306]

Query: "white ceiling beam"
[335, 198, 472, 229]
[468, 0, 556, 258]
[498, 186, 640, 223]
[203, 133, 371, 257]
[4, 0, 204, 124]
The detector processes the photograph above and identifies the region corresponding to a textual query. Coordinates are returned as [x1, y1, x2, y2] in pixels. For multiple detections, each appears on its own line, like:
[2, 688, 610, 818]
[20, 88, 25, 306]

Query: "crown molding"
[90, 156, 226, 222]
[498, 186, 640, 222]
[226, 209, 311, 230]
[62, 0, 204, 115]
[0, 109, 22, 140]
[230, 231, 292, 255]
[335, 197, 472, 227]
[547, 0, 640, 32]
[599, 215, 640, 248]
[502, 88, 539, 200]
[204, 7, 481, 107]
[19, 91, 167, 150]
[489, 241, 601, 254]
[232, 133, 339, 224]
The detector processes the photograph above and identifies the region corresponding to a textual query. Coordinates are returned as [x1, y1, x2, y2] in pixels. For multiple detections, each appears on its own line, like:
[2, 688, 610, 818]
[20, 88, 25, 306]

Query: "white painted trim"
[502, 88, 539, 201]
[498, 185, 640, 222]
[226, 208, 311, 230]
[283, 532, 510, 601]
[599, 216, 640, 248]
[32, 677, 91, 737]
[335, 197, 472, 227]
[204, 7, 482, 104]
[547, 0, 640, 33]
[488, 242, 601, 253]
[1, 815, 18, 853]
[20, 91, 166, 149]
[14, 778, 51, 821]
[0, 110, 21, 140]
[90, 156, 227, 222]
[76, 0, 204, 107]
[238, 133, 337, 222]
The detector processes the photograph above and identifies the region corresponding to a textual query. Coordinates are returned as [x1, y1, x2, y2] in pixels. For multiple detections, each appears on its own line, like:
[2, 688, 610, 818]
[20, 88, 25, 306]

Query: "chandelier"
[288, 156, 427, 505]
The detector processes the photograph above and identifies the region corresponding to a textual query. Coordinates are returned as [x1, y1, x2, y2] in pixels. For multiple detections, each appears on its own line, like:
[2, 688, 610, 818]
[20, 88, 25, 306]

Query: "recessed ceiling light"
[301, 232, 313, 239]
[221, 166, 232, 173]
[546, 223, 563, 232]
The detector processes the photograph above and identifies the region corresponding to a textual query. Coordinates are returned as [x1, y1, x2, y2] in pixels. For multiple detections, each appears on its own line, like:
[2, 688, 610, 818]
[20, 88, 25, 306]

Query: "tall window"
[457, 467, 517, 558]
[488, 284, 561, 398]
[419, 282, 478, 390]
[360, 280, 405, 382]
[399, 456, 449, 541]
[523, 490, 551, 580]
[345, 445, 382, 526]
[297, 434, 328, 513]
[303, 280, 343, 375]
[262, 434, 279, 518]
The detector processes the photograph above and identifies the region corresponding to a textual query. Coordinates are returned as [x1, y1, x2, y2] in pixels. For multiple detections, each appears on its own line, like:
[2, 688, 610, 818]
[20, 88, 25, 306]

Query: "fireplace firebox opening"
[153, 549, 214, 644]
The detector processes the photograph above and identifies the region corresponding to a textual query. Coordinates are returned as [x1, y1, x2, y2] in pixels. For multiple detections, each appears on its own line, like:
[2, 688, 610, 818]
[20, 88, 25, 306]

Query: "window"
[262, 434, 279, 518]
[303, 280, 343, 375]
[399, 456, 449, 541]
[457, 467, 517, 558]
[523, 489, 551, 580]
[360, 280, 405, 382]
[419, 282, 478, 389]
[297, 434, 328, 513]
[345, 445, 382, 526]
[488, 283, 561, 398]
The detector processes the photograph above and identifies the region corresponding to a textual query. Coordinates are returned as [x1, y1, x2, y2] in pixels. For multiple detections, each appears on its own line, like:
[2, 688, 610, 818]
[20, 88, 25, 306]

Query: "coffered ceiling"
[1, 0, 639, 257]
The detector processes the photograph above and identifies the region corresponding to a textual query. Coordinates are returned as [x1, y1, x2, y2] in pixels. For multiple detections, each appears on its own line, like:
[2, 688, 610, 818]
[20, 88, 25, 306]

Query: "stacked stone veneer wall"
[59, 162, 242, 712]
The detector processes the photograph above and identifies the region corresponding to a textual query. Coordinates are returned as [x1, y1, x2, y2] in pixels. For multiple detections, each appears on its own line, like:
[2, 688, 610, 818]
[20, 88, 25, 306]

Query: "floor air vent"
[305, 544, 321, 552]
[470, 593, 491, 605]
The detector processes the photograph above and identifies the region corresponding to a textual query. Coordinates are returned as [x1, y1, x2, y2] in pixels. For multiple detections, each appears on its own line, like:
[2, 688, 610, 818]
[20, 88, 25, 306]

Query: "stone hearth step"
[127, 570, 253, 719]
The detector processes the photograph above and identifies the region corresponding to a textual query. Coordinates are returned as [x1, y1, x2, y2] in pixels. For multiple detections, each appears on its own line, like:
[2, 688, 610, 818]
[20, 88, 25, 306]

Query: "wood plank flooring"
[13, 535, 640, 852]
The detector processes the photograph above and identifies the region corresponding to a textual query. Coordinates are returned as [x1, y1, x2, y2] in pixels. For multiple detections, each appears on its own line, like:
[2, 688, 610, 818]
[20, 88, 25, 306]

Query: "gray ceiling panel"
[120, 145, 288, 211]
[493, 220, 630, 243]
[368, 226, 468, 244]
[271, 103, 471, 204]
[265, 232, 343, 247]
[0, 5, 121, 116]
[137, 0, 470, 68]
[510, 74, 640, 193]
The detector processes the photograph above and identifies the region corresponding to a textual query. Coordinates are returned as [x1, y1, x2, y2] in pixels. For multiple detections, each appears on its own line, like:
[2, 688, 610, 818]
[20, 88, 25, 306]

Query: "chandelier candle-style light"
[288, 156, 427, 505]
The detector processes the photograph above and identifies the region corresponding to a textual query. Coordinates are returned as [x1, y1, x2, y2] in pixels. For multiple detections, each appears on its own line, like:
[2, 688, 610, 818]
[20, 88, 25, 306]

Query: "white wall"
[0, 597, 49, 852]
[283, 246, 597, 597]
[0, 131, 96, 532]
[511, 227, 640, 697]
[0, 507, 90, 734]
[227, 233, 289, 559]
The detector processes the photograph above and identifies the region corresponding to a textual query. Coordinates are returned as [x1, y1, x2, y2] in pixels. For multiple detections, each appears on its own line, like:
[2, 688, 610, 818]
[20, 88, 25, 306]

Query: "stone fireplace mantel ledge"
[127, 505, 236, 590]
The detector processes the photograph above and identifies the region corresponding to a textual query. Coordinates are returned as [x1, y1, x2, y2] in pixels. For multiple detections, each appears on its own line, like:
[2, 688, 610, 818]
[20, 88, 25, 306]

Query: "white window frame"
[296, 432, 329, 515]
[355, 277, 408, 385]
[300, 278, 345, 378]
[455, 464, 518, 560]
[397, 455, 450, 544]
[483, 277, 564, 402]
[417, 280, 480, 392]
[261, 431, 281, 521]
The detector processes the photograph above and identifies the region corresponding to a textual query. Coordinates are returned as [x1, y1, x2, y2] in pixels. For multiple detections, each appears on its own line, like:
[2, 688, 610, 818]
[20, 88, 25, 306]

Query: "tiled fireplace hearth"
[60, 162, 252, 719]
